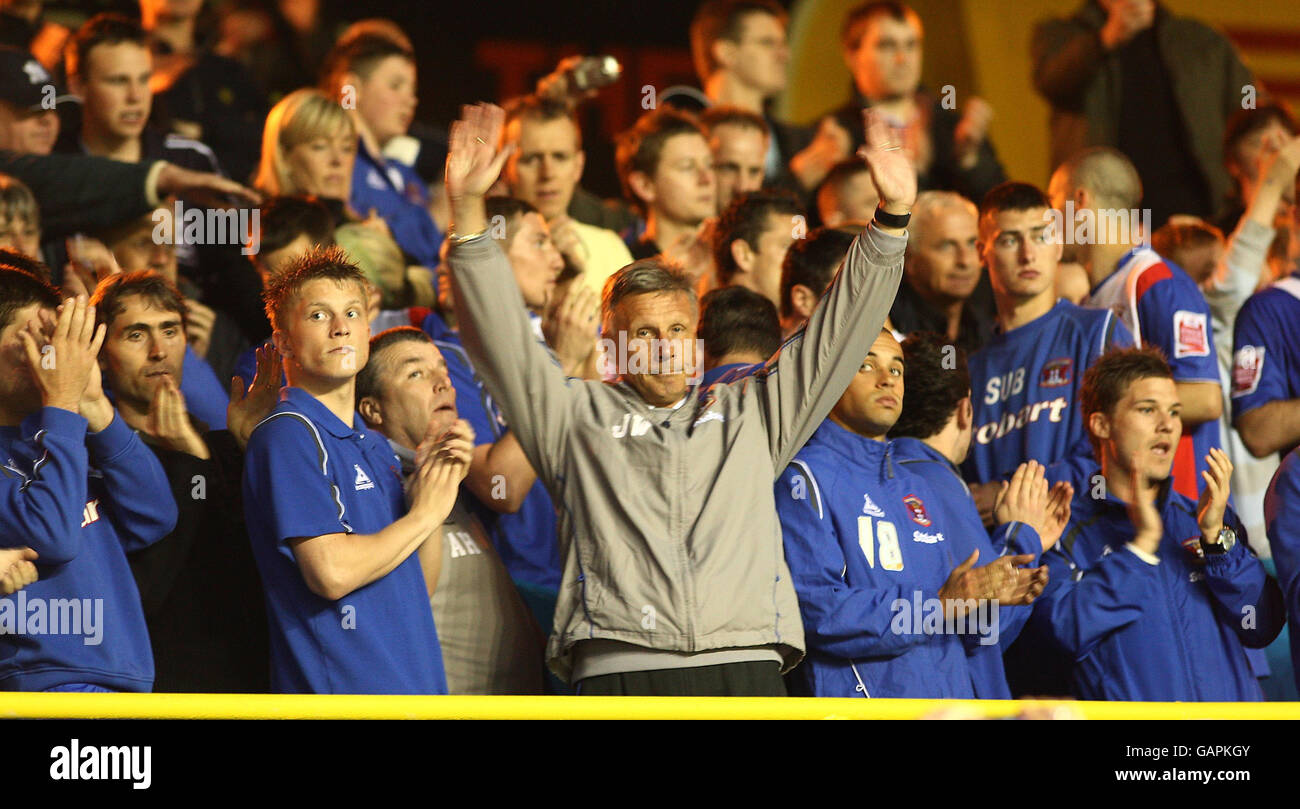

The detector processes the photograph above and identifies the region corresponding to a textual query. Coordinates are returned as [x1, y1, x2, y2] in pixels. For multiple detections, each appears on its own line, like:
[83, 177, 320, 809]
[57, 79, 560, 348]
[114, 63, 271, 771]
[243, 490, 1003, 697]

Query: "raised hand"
[1197, 447, 1233, 542]
[1126, 451, 1163, 555]
[409, 419, 475, 524]
[1100, 0, 1154, 50]
[445, 103, 514, 204]
[228, 342, 283, 451]
[1038, 480, 1073, 552]
[994, 460, 1049, 532]
[953, 97, 993, 168]
[17, 295, 105, 414]
[858, 108, 918, 218]
[147, 376, 209, 459]
[543, 281, 600, 377]
[185, 300, 216, 359]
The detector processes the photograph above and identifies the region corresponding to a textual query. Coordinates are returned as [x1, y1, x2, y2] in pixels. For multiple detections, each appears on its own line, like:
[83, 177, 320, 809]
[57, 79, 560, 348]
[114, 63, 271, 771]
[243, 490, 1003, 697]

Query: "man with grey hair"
[1049, 146, 1224, 503]
[888, 190, 996, 354]
[443, 102, 913, 696]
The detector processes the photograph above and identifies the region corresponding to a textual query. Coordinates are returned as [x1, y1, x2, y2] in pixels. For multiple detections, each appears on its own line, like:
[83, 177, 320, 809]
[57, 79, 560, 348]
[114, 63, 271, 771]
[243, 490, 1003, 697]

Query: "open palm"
[445, 103, 514, 201]
[857, 108, 919, 214]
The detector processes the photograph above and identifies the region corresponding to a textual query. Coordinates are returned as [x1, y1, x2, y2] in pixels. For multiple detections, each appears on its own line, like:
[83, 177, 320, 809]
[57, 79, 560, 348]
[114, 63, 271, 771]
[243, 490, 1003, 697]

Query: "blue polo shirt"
[350, 138, 443, 270]
[242, 387, 446, 694]
[964, 300, 1131, 485]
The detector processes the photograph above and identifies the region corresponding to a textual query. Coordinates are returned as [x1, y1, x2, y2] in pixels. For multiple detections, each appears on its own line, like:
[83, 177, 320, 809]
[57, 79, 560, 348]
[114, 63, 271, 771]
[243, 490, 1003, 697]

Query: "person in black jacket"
[823, 2, 1005, 205]
[0, 148, 255, 241]
[92, 269, 278, 692]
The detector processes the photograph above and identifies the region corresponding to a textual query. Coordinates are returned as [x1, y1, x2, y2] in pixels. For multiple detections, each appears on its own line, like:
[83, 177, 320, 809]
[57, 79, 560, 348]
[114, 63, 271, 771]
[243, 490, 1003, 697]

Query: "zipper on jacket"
[676, 418, 696, 650]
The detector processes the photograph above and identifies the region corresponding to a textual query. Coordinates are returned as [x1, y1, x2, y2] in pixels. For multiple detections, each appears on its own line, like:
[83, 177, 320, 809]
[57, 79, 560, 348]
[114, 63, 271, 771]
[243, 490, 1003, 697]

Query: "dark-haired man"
[698, 285, 781, 387]
[0, 264, 176, 691]
[827, 1, 1005, 203]
[501, 96, 633, 296]
[890, 331, 1071, 698]
[92, 269, 271, 691]
[816, 158, 879, 228]
[242, 246, 468, 693]
[776, 328, 1052, 697]
[712, 189, 802, 306]
[701, 106, 770, 213]
[616, 108, 716, 268]
[357, 326, 545, 694]
[1040, 346, 1283, 700]
[688, 0, 848, 195]
[965, 181, 1132, 494]
[445, 102, 911, 696]
[779, 226, 855, 334]
[63, 14, 220, 174]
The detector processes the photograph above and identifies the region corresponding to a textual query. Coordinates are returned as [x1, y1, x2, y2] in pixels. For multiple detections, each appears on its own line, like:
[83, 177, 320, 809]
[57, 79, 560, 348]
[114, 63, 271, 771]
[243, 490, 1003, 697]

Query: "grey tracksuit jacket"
[448, 225, 905, 682]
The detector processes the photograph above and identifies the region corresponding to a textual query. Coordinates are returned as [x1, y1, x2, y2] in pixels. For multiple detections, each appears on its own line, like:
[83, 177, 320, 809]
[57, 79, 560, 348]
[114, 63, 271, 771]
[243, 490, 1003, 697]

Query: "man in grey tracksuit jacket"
[444, 102, 912, 695]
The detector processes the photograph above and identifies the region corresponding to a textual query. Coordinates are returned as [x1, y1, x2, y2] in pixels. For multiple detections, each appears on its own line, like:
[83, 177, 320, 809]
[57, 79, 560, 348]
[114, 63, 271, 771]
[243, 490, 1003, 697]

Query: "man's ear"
[1074, 186, 1090, 212]
[730, 238, 756, 274]
[574, 149, 586, 183]
[791, 283, 817, 318]
[957, 395, 974, 430]
[627, 170, 656, 209]
[357, 395, 382, 428]
[1089, 410, 1110, 444]
[68, 71, 83, 98]
[271, 328, 291, 359]
[712, 38, 736, 73]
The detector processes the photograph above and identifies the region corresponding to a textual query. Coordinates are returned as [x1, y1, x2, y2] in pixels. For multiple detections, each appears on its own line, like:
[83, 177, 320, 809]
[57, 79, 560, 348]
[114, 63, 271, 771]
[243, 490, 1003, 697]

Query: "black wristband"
[873, 207, 911, 229]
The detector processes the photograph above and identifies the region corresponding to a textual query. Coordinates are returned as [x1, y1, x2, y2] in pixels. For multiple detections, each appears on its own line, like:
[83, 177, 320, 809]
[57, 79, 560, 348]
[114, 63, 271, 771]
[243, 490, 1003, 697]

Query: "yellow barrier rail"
[2, 693, 1299, 720]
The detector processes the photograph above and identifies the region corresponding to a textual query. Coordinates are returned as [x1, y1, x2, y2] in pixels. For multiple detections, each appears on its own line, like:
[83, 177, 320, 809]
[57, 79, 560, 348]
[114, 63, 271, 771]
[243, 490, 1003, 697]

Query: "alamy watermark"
[153, 200, 261, 256]
[890, 590, 1000, 646]
[1043, 202, 1152, 246]
[596, 332, 704, 382]
[0, 592, 104, 645]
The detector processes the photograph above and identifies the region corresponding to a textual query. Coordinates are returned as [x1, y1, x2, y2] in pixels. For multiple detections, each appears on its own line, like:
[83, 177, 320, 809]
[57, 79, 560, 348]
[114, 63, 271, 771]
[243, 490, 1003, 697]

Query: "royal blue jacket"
[892, 437, 1041, 699]
[351, 138, 443, 270]
[0, 409, 176, 691]
[1038, 482, 1284, 701]
[776, 421, 977, 698]
[1264, 447, 1300, 693]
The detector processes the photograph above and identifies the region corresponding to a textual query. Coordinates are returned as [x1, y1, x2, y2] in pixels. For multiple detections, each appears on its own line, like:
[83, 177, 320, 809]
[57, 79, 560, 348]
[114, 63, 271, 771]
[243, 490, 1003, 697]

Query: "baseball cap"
[0, 47, 72, 111]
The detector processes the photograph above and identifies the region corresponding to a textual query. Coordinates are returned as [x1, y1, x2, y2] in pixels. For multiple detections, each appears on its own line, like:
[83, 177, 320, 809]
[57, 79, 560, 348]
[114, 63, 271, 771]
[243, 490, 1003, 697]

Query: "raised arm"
[444, 104, 577, 481]
[759, 110, 912, 473]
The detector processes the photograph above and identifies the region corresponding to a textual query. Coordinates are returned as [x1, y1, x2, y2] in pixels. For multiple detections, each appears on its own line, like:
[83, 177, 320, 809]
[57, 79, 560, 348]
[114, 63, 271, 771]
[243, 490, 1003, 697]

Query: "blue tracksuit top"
[1038, 482, 1284, 701]
[0, 408, 176, 691]
[775, 420, 976, 698]
[892, 436, 1041, 699]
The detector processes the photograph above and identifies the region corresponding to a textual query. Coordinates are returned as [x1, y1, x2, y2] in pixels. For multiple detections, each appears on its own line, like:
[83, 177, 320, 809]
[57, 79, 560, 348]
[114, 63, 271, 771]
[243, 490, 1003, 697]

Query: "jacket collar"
[282, 386, 359, 439]
[810, 419, 895, 476]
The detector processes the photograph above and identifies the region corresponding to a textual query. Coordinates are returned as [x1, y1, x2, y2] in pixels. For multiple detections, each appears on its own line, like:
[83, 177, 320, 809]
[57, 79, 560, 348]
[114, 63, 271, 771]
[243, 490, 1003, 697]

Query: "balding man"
[1050, 146, 1223, 502]
[889, 190, 996, 354]
[443, 102, 912, 696]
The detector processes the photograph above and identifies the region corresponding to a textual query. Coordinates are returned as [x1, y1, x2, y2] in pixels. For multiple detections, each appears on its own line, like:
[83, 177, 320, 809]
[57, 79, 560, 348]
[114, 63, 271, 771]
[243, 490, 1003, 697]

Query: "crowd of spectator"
[2, 0, 1299, 703]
